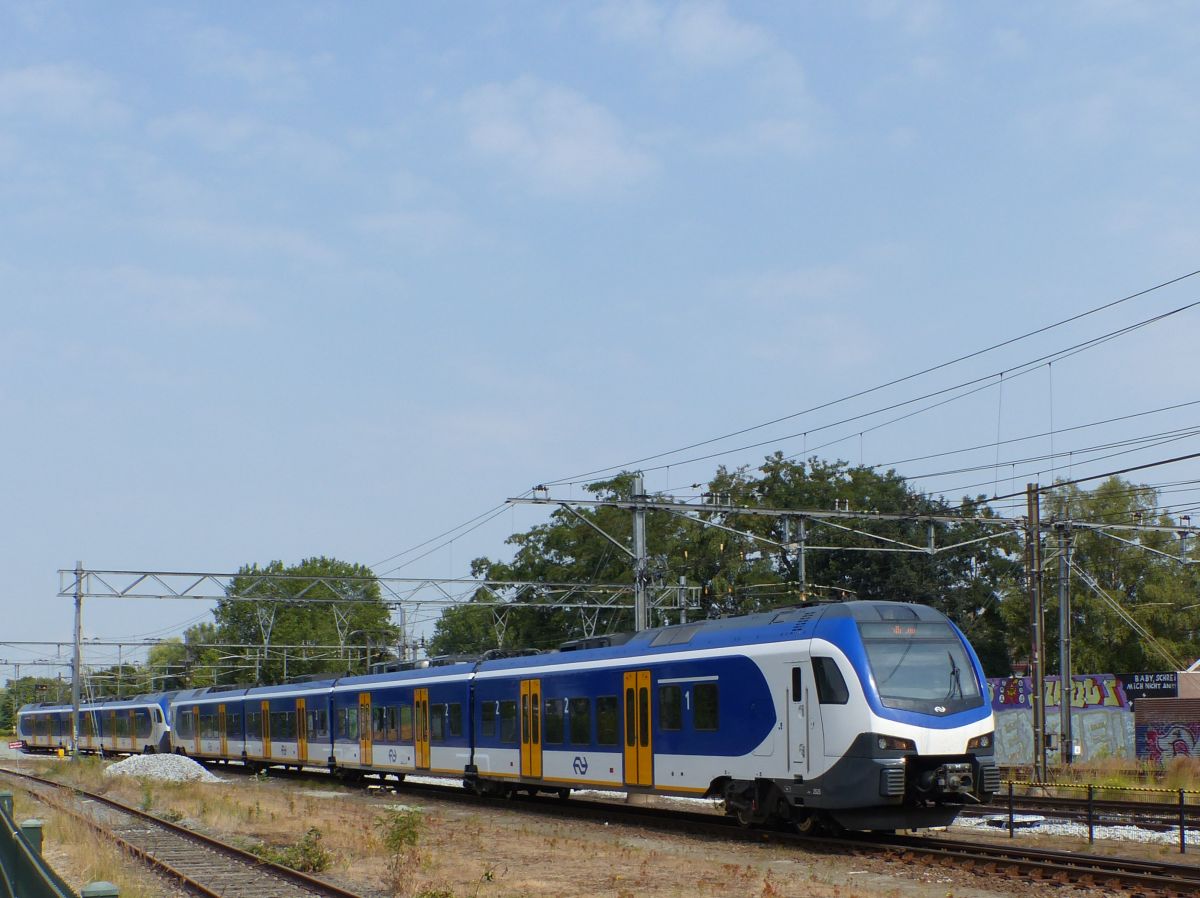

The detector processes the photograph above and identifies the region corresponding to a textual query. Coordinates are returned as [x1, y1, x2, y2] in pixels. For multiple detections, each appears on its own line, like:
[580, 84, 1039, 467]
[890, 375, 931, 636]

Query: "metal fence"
[0, 790, 116, 898]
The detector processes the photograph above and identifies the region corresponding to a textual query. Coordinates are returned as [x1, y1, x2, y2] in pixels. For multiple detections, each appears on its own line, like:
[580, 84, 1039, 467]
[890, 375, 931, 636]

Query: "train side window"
[812, 657, 850, 705]
[792, 667, 803, 701]
[624, 690, 636, 746]
[431, 704, 446, 742]
[400, 704, 413, 741]
[568, 698, 591, 744]
[638, 687, 650, 747]
[447, 703, 463, 738]
[659, 685, 682, 731]
[596, 696, 619, 746]
[694, 684, 719, 731]
[228, 712, 242, 735]
[372, 706, 387, 741]
[499, 700, 518, 743]
[544, 698, 564, 744]
[247, 710, 262, 738]
[271, 711, 296, 739]
[481, 701, 496, 738]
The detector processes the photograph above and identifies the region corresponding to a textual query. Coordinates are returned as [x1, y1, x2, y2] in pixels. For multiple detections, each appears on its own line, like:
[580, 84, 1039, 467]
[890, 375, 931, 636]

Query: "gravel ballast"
[104, 753, 223, 783]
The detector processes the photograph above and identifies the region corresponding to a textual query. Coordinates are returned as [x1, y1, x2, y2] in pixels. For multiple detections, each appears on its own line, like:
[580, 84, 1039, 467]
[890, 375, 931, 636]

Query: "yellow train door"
[414, 688, 430, 769]
[297, 697, 308, 764]
[520, 679, 542, 780]
[358, 693, 372, 766]
[623, 670, 653, 787]
[218, 705, 227, 757]
[261, 700, 272, 758]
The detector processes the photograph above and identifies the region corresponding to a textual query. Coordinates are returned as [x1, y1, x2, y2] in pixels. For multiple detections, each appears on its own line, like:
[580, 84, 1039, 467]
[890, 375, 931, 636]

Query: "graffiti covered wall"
[986, 674, 1135, 764]
[1133, 698, 1200, 764]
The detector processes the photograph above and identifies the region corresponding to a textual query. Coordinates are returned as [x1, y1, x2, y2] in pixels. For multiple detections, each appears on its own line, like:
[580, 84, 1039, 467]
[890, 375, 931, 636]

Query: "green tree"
[432, 458, 1020, 674]
[214, 557, 397, 684]
[1011, 476, 1200, 674]
[1, 677, 68, 733]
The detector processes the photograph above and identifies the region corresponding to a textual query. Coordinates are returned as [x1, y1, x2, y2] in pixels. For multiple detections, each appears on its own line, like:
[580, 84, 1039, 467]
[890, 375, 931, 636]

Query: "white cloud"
[157, 217, 339, 265]
[461, 76, 653, 196]
[148, 110, 343, 170]
[354, 209, 468, 254]
[594, 1, 804, 89]
[94, 265, 261, 329]
[189, 27, 308, 100]
[591, 2, 814, 154]
[860, 0, 947, 36]
[992, 27, 1029, 58]
[1017, 71, 1199, 155]
[0, 63, 126, 127]
[704, 116, 819, 157]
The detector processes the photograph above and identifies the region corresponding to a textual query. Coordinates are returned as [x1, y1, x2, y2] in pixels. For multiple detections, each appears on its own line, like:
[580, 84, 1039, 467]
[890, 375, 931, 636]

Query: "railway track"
[7, 759, 1200, 897]
[219, 763, 1200, 896]
[0, 768, 369, 898]
[962, 791, 1199, 831]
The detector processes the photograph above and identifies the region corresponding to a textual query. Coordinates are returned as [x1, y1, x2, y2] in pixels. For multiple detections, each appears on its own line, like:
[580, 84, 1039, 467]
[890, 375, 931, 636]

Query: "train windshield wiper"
[946, 651, 963, 700]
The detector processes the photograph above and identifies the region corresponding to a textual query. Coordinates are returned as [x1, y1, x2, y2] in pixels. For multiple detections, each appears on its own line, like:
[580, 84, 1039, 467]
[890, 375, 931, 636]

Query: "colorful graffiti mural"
[986, 674, 1136, 765]
[1137, 722, 1200, 764]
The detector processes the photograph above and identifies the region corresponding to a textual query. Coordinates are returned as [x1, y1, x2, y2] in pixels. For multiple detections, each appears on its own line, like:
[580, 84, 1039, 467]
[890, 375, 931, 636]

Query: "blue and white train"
[16, 693, 173, 756]
[16, 600, 999, 832]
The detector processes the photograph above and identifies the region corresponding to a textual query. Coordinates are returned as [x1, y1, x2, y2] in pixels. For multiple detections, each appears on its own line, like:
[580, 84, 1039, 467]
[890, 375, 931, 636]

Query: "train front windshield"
[858, 622, 984, 714]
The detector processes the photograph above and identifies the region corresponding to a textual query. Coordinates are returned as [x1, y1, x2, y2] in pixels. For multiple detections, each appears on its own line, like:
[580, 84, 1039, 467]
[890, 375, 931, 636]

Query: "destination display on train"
[858, 622, 954, 640]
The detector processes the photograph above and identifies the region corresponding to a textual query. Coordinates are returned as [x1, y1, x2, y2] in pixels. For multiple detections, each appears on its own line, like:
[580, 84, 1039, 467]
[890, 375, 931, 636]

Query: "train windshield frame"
[858, 621, 984, 714]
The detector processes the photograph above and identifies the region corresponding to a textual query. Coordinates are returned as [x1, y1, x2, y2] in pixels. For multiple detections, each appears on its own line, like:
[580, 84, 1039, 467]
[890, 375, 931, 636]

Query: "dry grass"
[7, 757, 1051, 898]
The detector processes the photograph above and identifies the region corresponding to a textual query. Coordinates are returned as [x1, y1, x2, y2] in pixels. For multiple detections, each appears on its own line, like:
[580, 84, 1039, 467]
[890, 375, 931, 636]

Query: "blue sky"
[4, 2, 1200, 673]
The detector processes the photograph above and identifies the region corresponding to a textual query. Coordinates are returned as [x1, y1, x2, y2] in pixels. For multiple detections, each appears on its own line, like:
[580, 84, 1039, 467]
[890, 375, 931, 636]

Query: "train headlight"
[967, 733, 993, 750]
[876, 735, 915, 751]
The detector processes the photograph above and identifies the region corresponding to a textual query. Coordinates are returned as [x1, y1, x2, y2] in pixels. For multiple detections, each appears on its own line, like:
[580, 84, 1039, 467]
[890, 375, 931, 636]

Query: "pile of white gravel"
[103, 753, 223, 784]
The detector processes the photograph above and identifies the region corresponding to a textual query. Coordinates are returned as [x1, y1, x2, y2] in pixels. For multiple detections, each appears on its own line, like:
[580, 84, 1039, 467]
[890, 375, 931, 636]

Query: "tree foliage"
[1001, 477, 1200, 675]
[214, 557, 397, 683]
[432, 456, 1022, 674]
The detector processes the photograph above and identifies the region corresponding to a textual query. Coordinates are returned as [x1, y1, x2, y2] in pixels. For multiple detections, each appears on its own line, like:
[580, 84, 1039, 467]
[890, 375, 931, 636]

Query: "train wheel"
[794, 813, 818, 835]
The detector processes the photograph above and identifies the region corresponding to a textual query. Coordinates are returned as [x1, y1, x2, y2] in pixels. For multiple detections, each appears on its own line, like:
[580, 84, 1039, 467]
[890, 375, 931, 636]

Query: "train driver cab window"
[659, 685, 682, 730]
[812, 657, 850, 705]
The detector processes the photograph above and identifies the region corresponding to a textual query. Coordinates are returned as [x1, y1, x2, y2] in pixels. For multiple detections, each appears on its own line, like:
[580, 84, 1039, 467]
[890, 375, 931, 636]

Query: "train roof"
[71, 601, 957, 703]
[476, 600, 954, 672]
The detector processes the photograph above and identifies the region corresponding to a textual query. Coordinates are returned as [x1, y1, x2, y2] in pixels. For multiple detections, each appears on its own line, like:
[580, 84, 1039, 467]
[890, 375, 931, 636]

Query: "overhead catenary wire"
[541, 270, 1200, 487]
[543, 299, 1200, 490]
